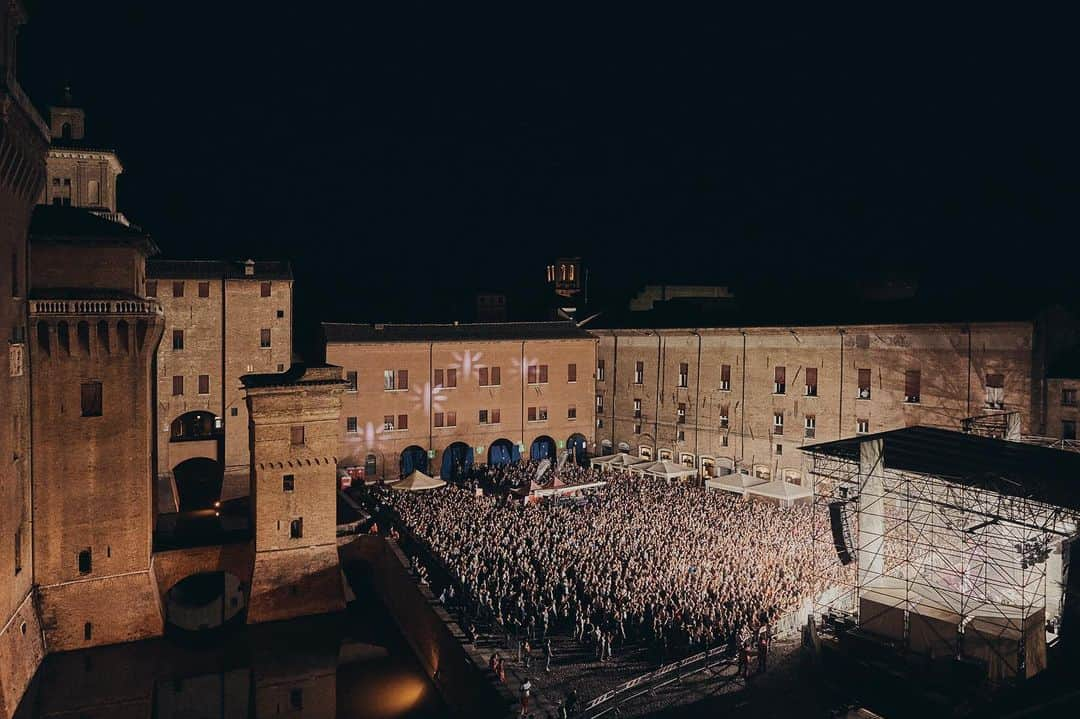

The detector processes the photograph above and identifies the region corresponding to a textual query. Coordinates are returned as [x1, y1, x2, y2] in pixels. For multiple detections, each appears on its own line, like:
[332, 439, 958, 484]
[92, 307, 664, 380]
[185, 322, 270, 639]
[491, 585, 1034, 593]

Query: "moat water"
[14, 583, 446, 719]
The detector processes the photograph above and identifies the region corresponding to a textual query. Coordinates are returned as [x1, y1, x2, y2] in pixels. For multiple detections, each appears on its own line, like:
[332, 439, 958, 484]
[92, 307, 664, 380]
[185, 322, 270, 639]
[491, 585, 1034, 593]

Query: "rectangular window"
[721, 433, 729, 447]
[172, 281, 184, 298]
[1063, 389, 1078, 406]
[446, 368, 457, 388]
[479, 409, 489, 424]
[81, 381, 102, 417]
[773, 412, 784, 434]
[568, 363, 577, 383]
[986, 374, 1005, 409]
[478, 367, 488, 386]
[345, 371, 357, 392]
[172, 329, 184, 350]
[198, 281, 210, 298]
[198, 374, 210, 394]
[633, 398, 642, 418]
[260, 281, 272, 297]
[84, 622, 92, 641]
[433, 368, 444, 387]
[596, 393, 604, 414]
[805, 414, 816, 438]
[857, 368, 872, 399]
[774, 366, 786, 394]
[491, 366, 501, 386]
[384, 369, 395, 390]
[260, 329, 271, 348]
[146, 280, 157, 297]
[857, 418, 869, 434]
[397, 414, 408, 430]
[597, 359, 605, 382]
[678, 430, 686, 442]
[677, 402, 686, 424]
[537, 406, 548, 421]
[446, 411, 456, 427]
[634, 361, 644, 384]
[397, 369, 409, 391]
[720, 364, 731, 391]
[491, 409, 501, 424]
[539, 364, 548, 383]
[346, 416, 357, 433]
[172, 375, 184, 396]
[528, 406, 537, 422]
[528, 365, 538, 384]
[231, 407, 238, 416]
[719, 404, 729, 429]
[434, 412, 444, 428]
[568, 405, 577, 419]
[805, 367, 818, 396]
[283, 474, 295, 491]
[383, 415, 395, 431]
[905, 370, 921, 403]
[290, 518, 303, 539]
[290, 425, 305, 445]
[678, 362, 689, 388]
[634, 422, 642, 435]
[1064, 420, 1077, 441]
[78, 548, 92, 574]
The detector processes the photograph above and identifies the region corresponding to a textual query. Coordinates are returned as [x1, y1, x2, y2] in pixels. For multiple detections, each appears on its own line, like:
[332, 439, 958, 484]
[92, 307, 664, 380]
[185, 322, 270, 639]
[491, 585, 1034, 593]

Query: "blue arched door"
[441, 442, 474, 482]
[399, 445, 428, 476]
[488, 438, 518, 466]
[567, 433, 588, 464]
[530, 435, 555, 461]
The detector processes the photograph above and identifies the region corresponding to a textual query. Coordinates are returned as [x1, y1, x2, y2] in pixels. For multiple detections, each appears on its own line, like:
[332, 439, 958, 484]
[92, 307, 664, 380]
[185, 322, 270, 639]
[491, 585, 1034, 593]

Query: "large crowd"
[379, 466, 846, 667]
[465, 457, 603, 494]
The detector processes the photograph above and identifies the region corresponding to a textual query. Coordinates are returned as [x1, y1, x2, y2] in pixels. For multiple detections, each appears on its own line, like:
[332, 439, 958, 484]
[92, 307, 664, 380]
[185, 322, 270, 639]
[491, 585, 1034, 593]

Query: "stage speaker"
[829, 500, 853, 565]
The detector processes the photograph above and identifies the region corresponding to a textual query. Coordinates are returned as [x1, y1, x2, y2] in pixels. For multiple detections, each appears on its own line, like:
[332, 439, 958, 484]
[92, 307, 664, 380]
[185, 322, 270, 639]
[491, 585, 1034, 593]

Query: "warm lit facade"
[0, 3, 49, 715]
[324, 322, 597, 481]
[592, 322, 1039, 482]
[148, 259, 293, 508]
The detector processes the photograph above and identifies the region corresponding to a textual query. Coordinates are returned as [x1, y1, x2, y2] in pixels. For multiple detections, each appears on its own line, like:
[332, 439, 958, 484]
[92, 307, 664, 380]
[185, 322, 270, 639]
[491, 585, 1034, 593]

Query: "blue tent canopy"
[441, 442, 474, 481]
[530, 436, 555, 461]
[400, 446, 428, 477]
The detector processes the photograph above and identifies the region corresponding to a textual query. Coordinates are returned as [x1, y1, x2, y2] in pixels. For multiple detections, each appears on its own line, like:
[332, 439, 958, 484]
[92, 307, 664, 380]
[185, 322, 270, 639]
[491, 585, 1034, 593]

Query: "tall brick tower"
[0, 2, 49, 716]
[27, 207, 165, 651]
[242, 364, 346, 623]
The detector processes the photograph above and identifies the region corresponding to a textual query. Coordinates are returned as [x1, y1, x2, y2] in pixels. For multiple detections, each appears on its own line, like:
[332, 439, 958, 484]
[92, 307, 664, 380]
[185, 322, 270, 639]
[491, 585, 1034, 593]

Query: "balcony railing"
[31, 298, 163, 317]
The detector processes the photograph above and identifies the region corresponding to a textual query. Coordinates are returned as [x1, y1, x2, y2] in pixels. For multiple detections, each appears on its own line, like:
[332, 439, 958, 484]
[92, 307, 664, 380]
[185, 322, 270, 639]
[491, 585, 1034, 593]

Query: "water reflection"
[16, 588, 445, 719]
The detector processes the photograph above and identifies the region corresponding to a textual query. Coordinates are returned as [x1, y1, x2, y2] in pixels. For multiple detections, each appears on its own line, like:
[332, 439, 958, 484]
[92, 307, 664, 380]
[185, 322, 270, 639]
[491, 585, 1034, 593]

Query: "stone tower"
[242, 364, 346, 623]
[0, 2, 49, 716]
[27, 207, 164, 651]
[40, 87, 123, 215]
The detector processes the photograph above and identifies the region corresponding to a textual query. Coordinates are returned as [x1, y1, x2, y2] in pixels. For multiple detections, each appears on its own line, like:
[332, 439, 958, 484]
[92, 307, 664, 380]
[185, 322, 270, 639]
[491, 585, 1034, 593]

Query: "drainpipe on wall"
[838, 329, 844, 440]
[739, 330, 747, 465]
[654, 331, 663, 451]
[693, 330, 702, 472]
[611, 333, 618, 449]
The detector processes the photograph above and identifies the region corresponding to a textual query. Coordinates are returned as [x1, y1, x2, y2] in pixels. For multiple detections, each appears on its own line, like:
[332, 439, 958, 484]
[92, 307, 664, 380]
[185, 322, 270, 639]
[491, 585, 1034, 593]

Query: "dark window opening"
[283, 474, 295, 491]
[81, 382, 102, 417]
[290, 518, 303, 539]
[78, 548, 92, 574]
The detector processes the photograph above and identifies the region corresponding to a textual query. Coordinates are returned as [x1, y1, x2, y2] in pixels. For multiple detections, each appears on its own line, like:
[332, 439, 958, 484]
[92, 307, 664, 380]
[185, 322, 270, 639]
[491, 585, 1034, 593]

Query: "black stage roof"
[802, 426, 1080, 512]
[323, 320, 593, 344]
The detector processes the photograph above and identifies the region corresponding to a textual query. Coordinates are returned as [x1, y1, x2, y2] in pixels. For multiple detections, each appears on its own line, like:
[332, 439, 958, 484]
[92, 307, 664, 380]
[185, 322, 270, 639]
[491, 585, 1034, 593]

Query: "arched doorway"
[399, 446, 428, 477]
[488, 438, 519, 466]
[440, 442, 473, 482]
[165, 572, 246, 632]
[365, 453, 378, 478]
[172, 457, 224, 511]
[530, 435, 555, 461]
[567, 433, 588, 465]
[170, 411, 221, 442]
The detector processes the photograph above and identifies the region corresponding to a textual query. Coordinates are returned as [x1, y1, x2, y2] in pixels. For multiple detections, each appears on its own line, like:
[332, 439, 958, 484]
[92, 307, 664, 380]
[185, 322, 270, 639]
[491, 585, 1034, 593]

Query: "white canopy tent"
[392, 469, 447, 491]
[591, 452, 648, 470]
[706, 472, 768, 495]
[745, 479, 813, 506]
[635, 460, 698, 481]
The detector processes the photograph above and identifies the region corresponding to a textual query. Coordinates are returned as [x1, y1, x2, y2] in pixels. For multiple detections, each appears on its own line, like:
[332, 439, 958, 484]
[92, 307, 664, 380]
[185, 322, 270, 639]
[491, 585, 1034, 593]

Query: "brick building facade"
[324, 322, 597, 481]
[591, 321, 1039, 482]
[147, 259, 293, 510]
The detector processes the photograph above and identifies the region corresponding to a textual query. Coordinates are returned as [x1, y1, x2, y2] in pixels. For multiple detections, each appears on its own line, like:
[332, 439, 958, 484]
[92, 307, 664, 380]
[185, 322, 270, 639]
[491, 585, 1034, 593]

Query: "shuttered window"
[538, 364, 548, 383]
[260, 282, 271, 297]
[720, 364, 731, 390]
[433, 369, 444, 387]
[446, 368, 457, 388]
[198, 374, 210, 394]
[397, 369, 409, 390]
[805, 367, 818, 396]
[774, 366, 786, 394]
[478, 367, 489, 386]
[198, 281, 210, 298]
[434, 412, 444, 428]
[172, 375, 184, 396]
[80, 381, 103, 417]
[528, 365, 538, 384]
[491, 366, 501, 386]
[290, 425, 305, 444]
[398, 414, 408, 430]
[568, 363, 577, 382]
[492, 409, 501, 424]
[446, 411, 456, 427]
[528, 406, 537, 421]
[857, 369, 871, 398]
[905, 370, 921, 402]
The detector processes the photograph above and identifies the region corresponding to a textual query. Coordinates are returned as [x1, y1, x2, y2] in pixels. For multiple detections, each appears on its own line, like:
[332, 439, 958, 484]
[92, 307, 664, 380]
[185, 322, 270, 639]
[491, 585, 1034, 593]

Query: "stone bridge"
[151, 540, 255, 598]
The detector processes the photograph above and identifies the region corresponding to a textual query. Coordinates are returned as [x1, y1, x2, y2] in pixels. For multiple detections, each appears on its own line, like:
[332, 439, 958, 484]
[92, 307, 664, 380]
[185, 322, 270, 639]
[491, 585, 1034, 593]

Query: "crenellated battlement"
[29, 309, 163, 359]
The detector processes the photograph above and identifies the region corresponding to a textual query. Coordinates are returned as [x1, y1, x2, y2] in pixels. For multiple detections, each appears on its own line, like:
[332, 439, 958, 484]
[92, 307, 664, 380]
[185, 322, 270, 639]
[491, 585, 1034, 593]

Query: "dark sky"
[18, 3, 1079, 348]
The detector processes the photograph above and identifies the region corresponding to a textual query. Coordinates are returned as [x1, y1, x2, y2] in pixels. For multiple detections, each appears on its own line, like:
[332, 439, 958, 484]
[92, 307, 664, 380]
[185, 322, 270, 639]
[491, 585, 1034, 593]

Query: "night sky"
[18, 3, 1079, 354]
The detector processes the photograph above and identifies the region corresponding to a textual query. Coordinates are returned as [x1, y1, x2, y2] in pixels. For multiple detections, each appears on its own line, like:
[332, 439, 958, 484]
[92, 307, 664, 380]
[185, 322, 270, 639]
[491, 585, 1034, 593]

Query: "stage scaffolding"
[808, 438, 1079, 682]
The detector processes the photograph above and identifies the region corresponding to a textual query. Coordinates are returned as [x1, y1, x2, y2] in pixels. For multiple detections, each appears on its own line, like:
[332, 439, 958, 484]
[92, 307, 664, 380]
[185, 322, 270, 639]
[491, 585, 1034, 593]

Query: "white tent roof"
[637, 460, 697, 479]
[591, 452, 648, 468]
[392, 469, 447, 491]
[707, 472, 769, 493]
[745, 479, 813, 502]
